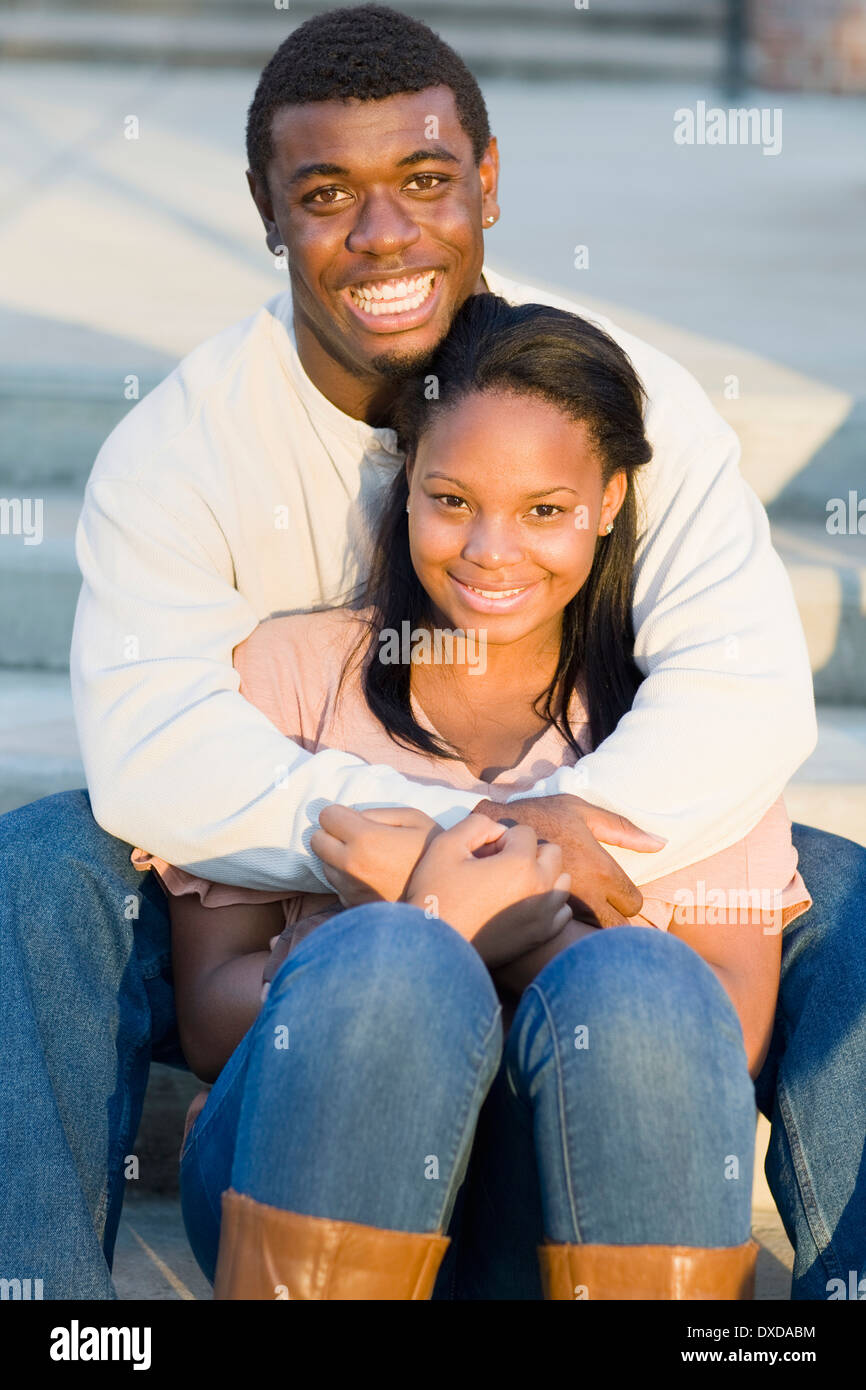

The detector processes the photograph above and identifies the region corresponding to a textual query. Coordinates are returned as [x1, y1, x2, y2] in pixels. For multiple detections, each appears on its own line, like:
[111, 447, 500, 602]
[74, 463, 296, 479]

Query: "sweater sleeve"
[507, 416, 818, 885]
[70, 473, 479, 894]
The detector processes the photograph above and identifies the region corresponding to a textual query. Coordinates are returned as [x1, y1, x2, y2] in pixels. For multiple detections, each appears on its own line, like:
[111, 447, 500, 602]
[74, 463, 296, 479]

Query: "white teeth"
[464, 584, 525, 599]
[348, 271, 435, 315]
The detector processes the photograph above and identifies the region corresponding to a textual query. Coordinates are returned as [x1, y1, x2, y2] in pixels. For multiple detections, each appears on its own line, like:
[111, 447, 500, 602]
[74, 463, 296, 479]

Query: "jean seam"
[525, 979, 583, 1244]
[181, 1134, 224, 1234]
[182, 1039, 250, 1153]
[105, 1016, 153, 1253]
[432, 1002, 504, 1236]
[437, 1002, 503, 1301]
[775, 1071, 841, 1287]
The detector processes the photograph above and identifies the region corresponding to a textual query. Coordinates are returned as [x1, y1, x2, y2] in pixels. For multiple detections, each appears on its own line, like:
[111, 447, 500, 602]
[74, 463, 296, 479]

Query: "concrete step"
[0, 490, 82, 671]
[111, 1169, 793, 1300]
[0, 7, 741, 81]
[0, 365, 168, 493]
[1, 487, 863, 699]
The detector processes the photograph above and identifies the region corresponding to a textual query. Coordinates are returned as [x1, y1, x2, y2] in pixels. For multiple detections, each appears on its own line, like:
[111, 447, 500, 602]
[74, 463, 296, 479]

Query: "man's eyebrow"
[396, 146, 461, 168]
[287, 147, 460, 187]
[287, 161, 351, 188]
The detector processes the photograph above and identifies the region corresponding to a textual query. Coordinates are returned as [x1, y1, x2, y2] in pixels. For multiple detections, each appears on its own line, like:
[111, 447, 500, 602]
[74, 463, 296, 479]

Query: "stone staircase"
[0, 49, 862, 1298]
[0, 0, 747, 83]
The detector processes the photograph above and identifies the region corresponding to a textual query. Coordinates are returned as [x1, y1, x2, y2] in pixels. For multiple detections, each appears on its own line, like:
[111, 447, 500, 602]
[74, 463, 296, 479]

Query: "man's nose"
[345, 192, 421, 258]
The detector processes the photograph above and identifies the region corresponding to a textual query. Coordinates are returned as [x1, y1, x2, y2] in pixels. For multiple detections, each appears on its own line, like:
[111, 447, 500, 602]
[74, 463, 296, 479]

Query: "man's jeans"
[180, 908, 755, 1299]
[0, 790, 864, 1299]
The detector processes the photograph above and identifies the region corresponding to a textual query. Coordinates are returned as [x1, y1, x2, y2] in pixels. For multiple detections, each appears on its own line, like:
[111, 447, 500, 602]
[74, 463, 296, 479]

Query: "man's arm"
[71, 474, 480, 894]
[503, 418, 817, 886]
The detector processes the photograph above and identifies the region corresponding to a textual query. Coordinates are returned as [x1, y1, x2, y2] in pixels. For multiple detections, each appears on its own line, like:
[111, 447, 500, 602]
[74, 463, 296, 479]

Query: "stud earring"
[604, 521, 614, 534]
[406, 502, 410, 513]
[485, 215, 495, 225]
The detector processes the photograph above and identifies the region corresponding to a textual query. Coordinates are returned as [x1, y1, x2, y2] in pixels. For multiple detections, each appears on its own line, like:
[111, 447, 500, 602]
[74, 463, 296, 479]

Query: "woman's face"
[407, 388, 627, 649]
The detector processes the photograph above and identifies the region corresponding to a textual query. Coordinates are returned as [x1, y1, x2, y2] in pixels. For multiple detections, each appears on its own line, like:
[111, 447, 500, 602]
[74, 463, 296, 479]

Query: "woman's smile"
[447, 573, 543, 614]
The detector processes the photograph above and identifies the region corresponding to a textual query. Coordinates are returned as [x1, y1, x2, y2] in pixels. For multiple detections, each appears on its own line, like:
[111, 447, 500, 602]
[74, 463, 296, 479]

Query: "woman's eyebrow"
[425, 474, 580, 499]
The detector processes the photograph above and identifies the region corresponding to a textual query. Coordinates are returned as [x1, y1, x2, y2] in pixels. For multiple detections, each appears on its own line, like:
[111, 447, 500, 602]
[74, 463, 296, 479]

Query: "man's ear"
[246, 168, 282, 254]
[479, 136, 500, 227]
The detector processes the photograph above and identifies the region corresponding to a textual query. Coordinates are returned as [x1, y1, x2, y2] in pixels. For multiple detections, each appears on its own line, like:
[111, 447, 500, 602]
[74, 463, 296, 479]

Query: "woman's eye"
[433, 494, 467, 510]
[528, 504, 565, 519]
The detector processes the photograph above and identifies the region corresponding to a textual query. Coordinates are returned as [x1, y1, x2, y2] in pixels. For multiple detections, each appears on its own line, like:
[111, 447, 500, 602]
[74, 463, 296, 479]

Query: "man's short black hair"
[246, 4, 491, 184]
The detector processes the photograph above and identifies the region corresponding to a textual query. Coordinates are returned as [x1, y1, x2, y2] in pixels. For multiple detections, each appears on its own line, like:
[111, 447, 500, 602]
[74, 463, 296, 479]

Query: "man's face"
[247, 86, 499, 414]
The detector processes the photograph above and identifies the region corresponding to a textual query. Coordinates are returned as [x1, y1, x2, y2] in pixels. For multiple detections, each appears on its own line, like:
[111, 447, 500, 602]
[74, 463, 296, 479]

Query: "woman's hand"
[403, 813, 574, 968]
[310, 805, 442, 906]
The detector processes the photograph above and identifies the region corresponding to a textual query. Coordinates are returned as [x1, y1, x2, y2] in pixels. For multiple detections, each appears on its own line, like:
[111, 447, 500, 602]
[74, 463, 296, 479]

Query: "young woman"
[133, 295, 810, 1300]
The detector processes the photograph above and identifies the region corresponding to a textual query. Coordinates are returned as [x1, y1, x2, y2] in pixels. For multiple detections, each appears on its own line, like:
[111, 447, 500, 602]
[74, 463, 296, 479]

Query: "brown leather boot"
[213, 1188, 450, 1300]
[538, 1239, 760, 1300]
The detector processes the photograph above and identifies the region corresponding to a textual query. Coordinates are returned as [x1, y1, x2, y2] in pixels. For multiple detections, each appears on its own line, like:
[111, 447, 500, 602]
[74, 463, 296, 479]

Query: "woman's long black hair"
[344, 293, 653, 762]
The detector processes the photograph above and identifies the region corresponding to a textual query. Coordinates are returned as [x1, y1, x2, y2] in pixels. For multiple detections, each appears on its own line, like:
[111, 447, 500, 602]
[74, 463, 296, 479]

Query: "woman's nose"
[345, 193, 421, 258]
[462, 519, 524, 569]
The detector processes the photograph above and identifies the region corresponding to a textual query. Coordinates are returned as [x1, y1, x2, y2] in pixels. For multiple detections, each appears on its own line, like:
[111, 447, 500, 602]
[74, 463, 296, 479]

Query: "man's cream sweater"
[70, 267, 817, 893]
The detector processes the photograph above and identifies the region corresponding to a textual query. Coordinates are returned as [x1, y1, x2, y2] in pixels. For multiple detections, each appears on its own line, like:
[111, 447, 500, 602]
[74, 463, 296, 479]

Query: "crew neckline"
[265, 268, 513, 458]
[267, 289, 401, 456]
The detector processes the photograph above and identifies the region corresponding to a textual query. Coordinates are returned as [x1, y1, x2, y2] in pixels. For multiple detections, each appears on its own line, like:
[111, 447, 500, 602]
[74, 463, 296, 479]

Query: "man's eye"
[305, 187, 352, 206]
[405, 173, 449, 192]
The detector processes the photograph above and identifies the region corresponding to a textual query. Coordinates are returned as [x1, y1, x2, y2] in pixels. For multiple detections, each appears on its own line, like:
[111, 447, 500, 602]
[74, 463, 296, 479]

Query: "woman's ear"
[598, 468, 628, 536]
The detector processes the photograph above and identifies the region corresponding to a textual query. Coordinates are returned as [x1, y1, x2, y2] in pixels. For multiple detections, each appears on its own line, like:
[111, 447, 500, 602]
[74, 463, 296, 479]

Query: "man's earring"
[604, 521, 614, 534]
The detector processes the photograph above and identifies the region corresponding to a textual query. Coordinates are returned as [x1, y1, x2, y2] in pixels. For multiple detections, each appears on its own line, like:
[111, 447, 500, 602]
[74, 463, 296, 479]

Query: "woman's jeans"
[180, 906, 756, 1299]
[1, 789, 865, 1300]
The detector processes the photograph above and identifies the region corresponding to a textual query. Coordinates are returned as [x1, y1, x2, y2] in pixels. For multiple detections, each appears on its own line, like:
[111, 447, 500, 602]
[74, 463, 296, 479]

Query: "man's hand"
[473, 794, 666, 926]
[310, 805, 441, 906]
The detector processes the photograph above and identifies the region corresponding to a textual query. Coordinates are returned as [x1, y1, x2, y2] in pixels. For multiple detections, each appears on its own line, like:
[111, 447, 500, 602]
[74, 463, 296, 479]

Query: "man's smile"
[340, 268, 443, 331]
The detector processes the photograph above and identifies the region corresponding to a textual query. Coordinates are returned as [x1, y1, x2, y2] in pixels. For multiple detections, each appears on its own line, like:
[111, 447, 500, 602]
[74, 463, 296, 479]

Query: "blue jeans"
[180, 907, 755, 1299]
[0, 790, 864, 1299]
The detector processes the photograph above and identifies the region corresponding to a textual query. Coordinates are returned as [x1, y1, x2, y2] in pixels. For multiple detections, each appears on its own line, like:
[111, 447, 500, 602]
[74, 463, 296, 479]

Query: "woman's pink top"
[131, 608, 811, 947]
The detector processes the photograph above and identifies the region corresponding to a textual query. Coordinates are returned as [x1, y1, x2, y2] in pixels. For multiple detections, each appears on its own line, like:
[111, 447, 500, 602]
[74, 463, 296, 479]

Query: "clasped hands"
[273, 796, 667, 995]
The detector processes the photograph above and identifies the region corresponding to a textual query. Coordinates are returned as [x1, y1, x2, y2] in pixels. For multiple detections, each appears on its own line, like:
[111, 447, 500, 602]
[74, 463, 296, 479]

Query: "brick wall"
[752, 0, 866, 90]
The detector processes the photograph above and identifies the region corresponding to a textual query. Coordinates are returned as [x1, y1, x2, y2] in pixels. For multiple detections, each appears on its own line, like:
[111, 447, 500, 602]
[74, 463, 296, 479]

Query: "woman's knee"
[520, 926, 745, 1073]
[270, 901, 502, 1048]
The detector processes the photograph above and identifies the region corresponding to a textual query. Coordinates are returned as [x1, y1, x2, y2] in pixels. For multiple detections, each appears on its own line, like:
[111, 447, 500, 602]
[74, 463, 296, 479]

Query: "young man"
[1, 5, 863, 1300]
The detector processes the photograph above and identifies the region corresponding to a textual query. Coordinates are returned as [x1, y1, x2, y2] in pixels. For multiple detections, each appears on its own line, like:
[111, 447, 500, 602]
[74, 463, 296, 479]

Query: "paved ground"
[113, 1114, 795, 1300]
